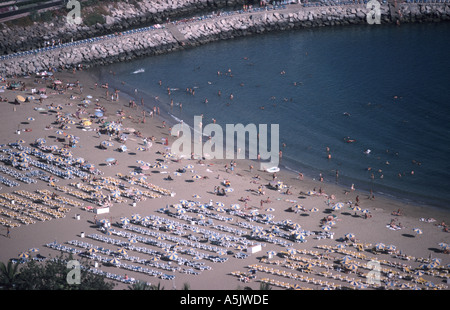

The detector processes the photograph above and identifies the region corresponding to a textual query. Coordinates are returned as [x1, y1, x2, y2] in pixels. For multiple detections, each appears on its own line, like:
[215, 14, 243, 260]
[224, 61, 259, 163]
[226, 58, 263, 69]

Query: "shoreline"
[90, 65, 450, 217]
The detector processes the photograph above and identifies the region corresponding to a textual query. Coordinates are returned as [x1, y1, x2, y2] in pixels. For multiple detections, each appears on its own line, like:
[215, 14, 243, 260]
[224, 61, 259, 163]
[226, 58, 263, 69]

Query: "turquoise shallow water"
[93, 22, 450, 210]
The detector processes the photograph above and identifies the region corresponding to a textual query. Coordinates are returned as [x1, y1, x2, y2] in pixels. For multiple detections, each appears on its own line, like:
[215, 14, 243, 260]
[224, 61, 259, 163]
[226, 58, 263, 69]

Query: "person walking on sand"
[6, 227, 10, 238]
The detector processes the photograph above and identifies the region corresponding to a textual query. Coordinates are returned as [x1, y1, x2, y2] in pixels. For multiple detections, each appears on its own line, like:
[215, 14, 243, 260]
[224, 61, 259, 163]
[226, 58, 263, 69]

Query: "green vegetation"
[83, 11, 105, 26]
[0, 254, 115, 290]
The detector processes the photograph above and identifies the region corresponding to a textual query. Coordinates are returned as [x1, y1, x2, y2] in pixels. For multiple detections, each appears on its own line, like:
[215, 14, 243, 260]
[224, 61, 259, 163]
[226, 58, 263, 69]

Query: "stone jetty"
[0, 2, 449, 76]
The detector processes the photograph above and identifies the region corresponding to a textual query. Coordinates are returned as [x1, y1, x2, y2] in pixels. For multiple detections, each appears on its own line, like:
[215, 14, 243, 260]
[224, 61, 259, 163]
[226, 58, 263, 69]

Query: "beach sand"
[0, 69, 449, 291]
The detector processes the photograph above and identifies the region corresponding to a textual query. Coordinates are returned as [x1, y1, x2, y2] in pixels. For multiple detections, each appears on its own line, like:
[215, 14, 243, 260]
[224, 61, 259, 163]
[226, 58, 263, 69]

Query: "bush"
[83, 12, 105, 26]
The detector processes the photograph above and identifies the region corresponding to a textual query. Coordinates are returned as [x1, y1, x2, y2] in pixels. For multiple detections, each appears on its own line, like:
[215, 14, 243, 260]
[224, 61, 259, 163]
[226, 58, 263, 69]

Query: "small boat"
[132, 68, 145, 74]
[364, 149, 371, 155]
[265, 167, 280, 173]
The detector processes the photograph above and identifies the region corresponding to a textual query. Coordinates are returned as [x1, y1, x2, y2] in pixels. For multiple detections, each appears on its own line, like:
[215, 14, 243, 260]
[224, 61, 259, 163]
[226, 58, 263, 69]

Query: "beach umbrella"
[386, 245, 397, 252]
[231, 204, 241, 210]
[36, 138, 46, 144]
[252, 226, 264, 234]
[310, 207, 319, 212]
[216, 202, 225, 207]
[192, 175, 202, 179]
[109, 258, 121, 266]
[250, 209, 259, 216]
[350, 206, 362, 212]
[267, 251, 277, 257]
[341, 256, 353, 264]
[117, 248, 128, 256]
[120, 217, 130, 225]
[141, 216, 151, 223]
[414, 270, 425, 276]
[136, 147, 146, 151]
[105, 157, 115, 163]
[83, 163, 95, 170]
[425, 282, 436, 289]
[177, 209, 187, 215]
[185, 165, 194, 169]
[101, 141, 113, 147]
[18, 252, 29, 259]
[287, 248, 297, 255]
[28, 248, 39, 253]
[167, 252, 179, 261]
[344, 262, 358, 272]
[438, 242, 448, 249]
[27, 117, 35, 121]
[321, 225, 331, 231]
[131, 214, 141, 221]
[111, 190, 121, 198]
[217, 249, 227, 256]
[345, 233, 355, 240]
[87, 248, 98, 254]
[332, 203, 343, 211]
[41, 194, 52, 201]
[129, 238, 137, 244]
[192, 194, 201, 199]
[430, 258, 441, 266]
[413, 228, 423, 235]
[94, 185, 103, 191]
[98, 219, 109, 225]
[375, 243, 385, 251]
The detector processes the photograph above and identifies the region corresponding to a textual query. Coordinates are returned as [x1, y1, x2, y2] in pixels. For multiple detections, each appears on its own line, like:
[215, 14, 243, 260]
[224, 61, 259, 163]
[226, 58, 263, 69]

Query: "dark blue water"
[93, 22, 450, 211]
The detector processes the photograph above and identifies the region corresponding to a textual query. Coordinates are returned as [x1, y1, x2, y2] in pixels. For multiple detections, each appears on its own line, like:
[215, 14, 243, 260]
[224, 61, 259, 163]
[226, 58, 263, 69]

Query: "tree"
[150, 282, 165, 290]
[128, 280, 152, 290]
[181, 282, 190, 290]
[259, 282, 272, 290]
[10, 253, 115, 290]
[0, 261, 20, 290]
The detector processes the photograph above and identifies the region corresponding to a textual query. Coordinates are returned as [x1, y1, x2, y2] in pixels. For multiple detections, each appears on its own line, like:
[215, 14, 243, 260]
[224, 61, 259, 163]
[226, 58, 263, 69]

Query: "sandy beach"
[0, 68, 449, 291]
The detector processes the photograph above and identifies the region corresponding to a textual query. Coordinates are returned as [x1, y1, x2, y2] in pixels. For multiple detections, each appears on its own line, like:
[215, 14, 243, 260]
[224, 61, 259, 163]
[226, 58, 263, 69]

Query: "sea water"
[93, 22, 450, 210]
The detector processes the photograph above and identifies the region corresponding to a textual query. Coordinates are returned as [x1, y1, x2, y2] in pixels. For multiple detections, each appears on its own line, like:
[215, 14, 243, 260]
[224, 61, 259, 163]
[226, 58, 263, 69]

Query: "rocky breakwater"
[1, 3, 449, 77]
[0, 27, 180, 76]
[0, 0, 244, 55]
[177, 3, 450, 46]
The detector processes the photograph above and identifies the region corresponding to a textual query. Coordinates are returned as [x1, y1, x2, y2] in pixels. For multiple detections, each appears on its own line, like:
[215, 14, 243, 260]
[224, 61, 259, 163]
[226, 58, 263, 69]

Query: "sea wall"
[0, 0, 244, 55]
[1, 3, 449, 76]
